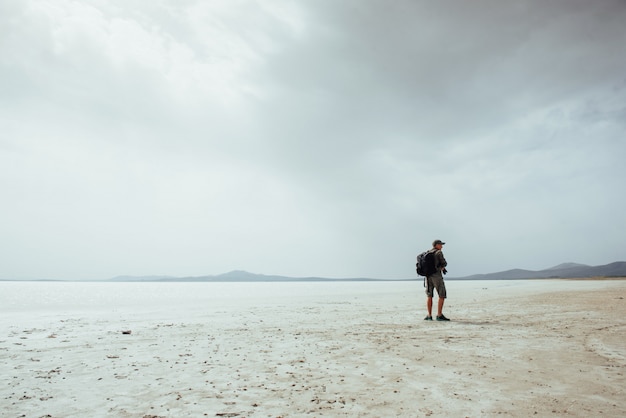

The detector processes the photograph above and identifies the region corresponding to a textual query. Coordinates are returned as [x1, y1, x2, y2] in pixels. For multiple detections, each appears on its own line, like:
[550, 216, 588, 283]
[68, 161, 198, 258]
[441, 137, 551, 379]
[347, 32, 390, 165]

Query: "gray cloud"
[1, 0, 625, 280]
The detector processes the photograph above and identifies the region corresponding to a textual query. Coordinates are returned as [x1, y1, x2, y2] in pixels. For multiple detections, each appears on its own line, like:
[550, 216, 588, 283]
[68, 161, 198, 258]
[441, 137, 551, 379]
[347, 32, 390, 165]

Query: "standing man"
[425, 239, 449, 321]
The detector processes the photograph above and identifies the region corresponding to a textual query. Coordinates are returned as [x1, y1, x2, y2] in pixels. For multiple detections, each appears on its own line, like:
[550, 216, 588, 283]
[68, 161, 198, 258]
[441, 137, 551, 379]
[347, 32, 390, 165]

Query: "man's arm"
[436, 251, 448, 270]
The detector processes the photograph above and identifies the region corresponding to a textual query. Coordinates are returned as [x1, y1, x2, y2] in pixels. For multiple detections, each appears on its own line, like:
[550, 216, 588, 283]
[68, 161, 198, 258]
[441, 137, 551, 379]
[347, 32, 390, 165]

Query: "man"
[425, 239, 449, 321]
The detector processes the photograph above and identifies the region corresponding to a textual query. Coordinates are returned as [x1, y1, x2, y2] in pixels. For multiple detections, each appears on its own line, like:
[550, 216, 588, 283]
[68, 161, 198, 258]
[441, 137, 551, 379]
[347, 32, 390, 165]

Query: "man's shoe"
[436, 314, 450, 321]
[424, 316, 433, 320]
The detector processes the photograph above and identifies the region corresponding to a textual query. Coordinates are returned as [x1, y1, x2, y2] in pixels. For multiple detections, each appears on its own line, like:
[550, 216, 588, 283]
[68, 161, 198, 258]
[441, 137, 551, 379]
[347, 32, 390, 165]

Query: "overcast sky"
[1, 0, 625, 280]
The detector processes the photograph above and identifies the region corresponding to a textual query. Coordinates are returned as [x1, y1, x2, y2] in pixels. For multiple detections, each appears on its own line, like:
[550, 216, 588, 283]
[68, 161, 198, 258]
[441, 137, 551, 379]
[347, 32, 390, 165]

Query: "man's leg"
[437, 297, 444, 317]
[427, 296, 433, 317]
[433, 273, 448, 320]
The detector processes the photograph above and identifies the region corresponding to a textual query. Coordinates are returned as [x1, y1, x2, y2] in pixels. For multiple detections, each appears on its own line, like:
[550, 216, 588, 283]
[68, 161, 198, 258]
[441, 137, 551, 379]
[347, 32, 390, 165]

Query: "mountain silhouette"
[452, 261, 626, 280]
[105, 261, 626, 282]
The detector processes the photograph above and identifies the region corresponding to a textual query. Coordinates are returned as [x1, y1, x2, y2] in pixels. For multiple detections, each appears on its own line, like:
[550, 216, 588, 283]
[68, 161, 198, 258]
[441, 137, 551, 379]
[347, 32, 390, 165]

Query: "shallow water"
[1, 279, 619, 322]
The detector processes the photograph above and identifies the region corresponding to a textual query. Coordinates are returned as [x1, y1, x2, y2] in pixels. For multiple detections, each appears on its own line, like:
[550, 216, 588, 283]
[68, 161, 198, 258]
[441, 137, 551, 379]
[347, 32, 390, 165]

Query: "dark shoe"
[436, 315, 450, 321]
[424, 316, 433, 321]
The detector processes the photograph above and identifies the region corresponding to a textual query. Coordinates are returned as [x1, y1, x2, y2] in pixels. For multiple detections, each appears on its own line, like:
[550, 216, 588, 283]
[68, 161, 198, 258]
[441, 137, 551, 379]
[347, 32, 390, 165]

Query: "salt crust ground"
[1, 279, 625, 417]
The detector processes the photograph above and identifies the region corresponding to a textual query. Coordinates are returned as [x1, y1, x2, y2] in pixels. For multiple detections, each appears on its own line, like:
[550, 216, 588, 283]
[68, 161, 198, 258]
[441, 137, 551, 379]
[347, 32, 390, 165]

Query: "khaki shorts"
[425, 271, 447, 298]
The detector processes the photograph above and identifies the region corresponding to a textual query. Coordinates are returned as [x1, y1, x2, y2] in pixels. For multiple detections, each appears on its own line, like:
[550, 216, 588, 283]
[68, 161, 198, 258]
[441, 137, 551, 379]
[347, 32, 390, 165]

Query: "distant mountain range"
[108, 262, 626, 282]
[450, 261, 626, 280]
[108, 270, 383, 282]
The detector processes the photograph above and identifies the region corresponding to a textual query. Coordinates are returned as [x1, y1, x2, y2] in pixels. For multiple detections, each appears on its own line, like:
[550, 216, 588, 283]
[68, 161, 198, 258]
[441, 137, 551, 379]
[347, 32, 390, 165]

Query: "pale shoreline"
[2, 280, 625, 417]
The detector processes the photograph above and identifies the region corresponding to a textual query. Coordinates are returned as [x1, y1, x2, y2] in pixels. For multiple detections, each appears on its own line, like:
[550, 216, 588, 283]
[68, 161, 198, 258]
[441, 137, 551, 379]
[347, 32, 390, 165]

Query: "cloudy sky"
[1, 0, 625, 280]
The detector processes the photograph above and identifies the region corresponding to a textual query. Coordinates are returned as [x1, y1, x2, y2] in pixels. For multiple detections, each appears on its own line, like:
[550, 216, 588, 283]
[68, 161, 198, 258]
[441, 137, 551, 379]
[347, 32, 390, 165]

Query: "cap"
[432, 239, 445, 247]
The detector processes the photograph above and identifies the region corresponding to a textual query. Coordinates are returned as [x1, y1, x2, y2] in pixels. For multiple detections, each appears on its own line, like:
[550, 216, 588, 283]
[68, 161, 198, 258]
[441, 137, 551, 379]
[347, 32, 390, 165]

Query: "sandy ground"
[1, 279, 625, 417]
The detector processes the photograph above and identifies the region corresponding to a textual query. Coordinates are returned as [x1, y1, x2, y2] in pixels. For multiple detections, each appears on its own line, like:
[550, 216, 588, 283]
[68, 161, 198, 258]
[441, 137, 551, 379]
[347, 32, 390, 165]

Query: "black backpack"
[416, 250, 437, 277]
